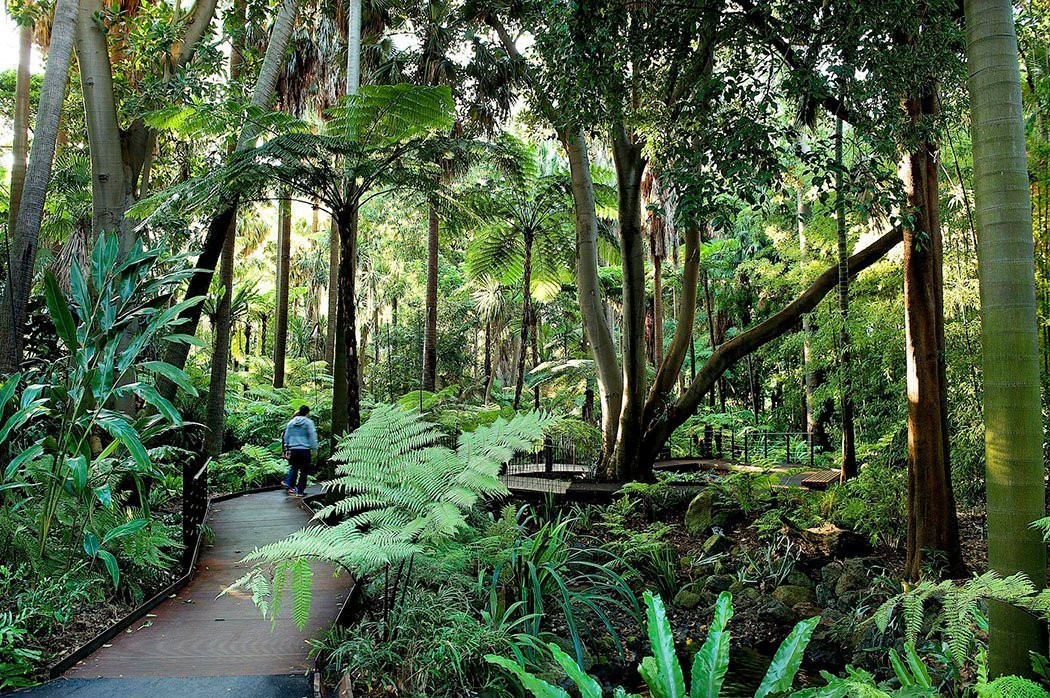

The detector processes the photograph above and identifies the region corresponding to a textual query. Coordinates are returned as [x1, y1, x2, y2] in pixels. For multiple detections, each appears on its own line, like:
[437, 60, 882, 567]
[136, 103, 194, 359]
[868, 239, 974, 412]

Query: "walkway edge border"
[45, 484, 284, 679]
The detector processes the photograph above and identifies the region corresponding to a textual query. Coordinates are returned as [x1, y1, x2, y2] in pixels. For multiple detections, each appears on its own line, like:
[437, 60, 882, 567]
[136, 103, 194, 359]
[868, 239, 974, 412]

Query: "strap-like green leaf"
[486, 655, 571, 698]
[639, 592, 686, 698]
[142, 360, 198, 397]
[755, 616, 819, 698]
[44, 272, 77, 352]
[102, 518, 148, 544]
[5, 442, 42, 480]
[692, 591, 734, 698]
[99, 549, 120, 588]
[547, 643, 602, 698]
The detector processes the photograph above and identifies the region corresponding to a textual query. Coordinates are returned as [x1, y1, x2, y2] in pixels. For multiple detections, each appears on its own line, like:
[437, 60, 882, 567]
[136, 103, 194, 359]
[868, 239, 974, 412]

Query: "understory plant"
[232, 403, 559, 627]
[488, 590, 820, 697]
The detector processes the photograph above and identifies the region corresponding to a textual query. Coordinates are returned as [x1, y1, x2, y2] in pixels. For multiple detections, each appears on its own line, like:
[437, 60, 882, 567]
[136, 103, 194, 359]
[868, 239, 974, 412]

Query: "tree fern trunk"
[326, 216, 339, 366]
[965, 0, 1047, 676]
[512, 230, 534, 410]
[274, 195, 292, 388]
[422, 201, 439, 392]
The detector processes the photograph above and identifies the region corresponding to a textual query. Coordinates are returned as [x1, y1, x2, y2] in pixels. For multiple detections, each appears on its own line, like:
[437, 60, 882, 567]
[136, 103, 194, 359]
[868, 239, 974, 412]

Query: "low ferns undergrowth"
[230, 404, 558, 627]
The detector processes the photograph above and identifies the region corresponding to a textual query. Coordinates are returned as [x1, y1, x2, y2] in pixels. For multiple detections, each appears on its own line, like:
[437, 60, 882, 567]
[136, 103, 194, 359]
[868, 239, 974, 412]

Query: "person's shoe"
[287, 488, 298, 496]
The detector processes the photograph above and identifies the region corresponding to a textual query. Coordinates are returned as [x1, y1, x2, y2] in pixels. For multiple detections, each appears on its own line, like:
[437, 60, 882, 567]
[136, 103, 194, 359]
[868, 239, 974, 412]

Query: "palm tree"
[0, 0, 79, 372]
[965, 0, 1047, 677]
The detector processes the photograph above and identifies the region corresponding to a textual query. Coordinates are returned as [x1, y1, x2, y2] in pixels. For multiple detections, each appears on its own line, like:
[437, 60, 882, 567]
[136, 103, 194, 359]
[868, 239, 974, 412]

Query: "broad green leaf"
[692, 591, 733, 698]
[547, 643, 602, 698]
[83, 531, 100, 557]
[69, 455, 88, 493]
[0, 372, 21, 414]
[97, 413, 150, 469]
[44, 273, 77, 352]
[4, 442, 42, 480]
[69, 262, 91, 315]
[102, 518, 148, 544]
[755, 616, 820, 698]
[639, 592, 686, 698]
[142, 361, 198, 397]
[162, 333, 206, 347]
[99, 549, 120, 588]
[94, 484, 113, 508]
[0, 402, 46, 444]
[485, 655, 570, 698]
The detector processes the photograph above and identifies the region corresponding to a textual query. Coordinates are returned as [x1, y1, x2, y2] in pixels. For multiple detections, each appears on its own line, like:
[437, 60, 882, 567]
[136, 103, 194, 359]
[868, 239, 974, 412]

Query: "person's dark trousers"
[285, 449, 312, 492]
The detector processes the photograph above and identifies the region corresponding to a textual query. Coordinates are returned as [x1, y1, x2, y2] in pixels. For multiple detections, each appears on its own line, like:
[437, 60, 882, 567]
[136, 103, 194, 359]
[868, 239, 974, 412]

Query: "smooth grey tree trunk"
[965, 0, 1048, 677]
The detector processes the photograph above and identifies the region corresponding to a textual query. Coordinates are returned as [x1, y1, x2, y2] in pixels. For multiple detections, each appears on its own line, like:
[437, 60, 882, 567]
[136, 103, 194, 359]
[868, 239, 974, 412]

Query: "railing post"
[731, 430, 736, 459]
[544, 437, 554, 475]
[809, 433, 814, 468]
[764, 432, 768, 459]
[786, 433, 791, 465]
[744, 433, 749, 464]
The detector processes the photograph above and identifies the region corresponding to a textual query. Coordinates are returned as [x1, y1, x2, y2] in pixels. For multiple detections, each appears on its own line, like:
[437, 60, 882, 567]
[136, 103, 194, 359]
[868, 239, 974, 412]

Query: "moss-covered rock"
[772, 584, 816, 606]
[685, 490, 714, 534]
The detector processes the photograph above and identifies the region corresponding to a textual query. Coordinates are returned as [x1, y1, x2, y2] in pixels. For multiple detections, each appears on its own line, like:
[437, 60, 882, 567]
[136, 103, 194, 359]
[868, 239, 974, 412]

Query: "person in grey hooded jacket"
[282, 405, 318, 495]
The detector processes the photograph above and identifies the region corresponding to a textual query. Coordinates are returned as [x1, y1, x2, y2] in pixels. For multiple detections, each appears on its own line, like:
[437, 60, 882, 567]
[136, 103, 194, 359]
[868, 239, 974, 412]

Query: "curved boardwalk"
[22, 490, 352, 697]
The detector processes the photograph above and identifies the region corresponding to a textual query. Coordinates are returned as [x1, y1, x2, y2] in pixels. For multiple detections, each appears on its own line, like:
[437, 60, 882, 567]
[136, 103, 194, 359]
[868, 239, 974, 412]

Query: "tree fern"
[871, 571, 1047, 667]
[232, 404, 558, 629]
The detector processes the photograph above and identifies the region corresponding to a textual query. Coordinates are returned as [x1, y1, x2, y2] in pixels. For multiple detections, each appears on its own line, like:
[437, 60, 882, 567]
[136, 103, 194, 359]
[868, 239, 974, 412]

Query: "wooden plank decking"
[65, 490, 353, 679]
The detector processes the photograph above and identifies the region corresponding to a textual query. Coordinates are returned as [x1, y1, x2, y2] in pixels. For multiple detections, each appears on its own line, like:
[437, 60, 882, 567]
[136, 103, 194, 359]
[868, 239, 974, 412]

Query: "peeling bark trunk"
[901, 89, 964, 579]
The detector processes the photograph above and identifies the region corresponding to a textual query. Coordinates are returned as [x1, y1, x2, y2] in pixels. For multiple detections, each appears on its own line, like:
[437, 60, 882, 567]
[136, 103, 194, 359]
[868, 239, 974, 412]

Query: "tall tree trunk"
[512, 230, 534, 410]
[332, 204, 361, 435]
[798, 186, 832, 451]
[422, 202, 439, 391]
[273, 195, 291, 388]
[156, 0, 299, 400]
[326, 216, 339, 366]
[0, 0, 79, 372]
[8, 22, 31, 234]
[901, 87, 965, 580]
[652, 254, 664, 366]
[203, 0, 245, 458]
[76, 0, 131, 241]
[610, 129, 648, 481]
[834, 115, 857, 480]
[965, 0, 1047, 676]
[563, 129, 622, 463]
[204, 214, 237, 456]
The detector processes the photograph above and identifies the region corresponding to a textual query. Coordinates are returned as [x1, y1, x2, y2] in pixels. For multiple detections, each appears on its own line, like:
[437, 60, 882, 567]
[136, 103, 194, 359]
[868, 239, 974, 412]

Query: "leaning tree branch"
[663, 225, 903, 433]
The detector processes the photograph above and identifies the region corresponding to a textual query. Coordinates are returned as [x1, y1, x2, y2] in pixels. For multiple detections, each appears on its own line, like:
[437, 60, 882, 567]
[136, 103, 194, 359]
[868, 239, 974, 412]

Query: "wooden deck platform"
[65, 490, 353, 679]
[500, 458, 841, 501]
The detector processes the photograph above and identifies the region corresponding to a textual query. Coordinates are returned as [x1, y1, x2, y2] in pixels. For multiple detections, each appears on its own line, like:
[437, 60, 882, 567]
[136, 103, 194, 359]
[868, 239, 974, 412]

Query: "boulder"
[703, 532, 732, 556]
[685, 490, 714, 534]
[801, 523, 866, 558]
[673, 588, 704, 609]
[786, 570, 817, 590]
[772, 584, 816, 607]
[756, 598, 795, 624]
[834, 559, 869, 597]
[704, 574, 735, 593]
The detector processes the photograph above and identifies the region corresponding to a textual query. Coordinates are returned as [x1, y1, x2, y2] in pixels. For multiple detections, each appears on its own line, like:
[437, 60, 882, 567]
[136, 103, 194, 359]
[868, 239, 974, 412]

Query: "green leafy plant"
[488, 591, 820, 698]
[232, 404, 559, 628]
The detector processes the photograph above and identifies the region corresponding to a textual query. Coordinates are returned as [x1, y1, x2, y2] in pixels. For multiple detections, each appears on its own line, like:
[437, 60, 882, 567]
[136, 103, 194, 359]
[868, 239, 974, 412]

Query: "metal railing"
[668, 428, 814, 468]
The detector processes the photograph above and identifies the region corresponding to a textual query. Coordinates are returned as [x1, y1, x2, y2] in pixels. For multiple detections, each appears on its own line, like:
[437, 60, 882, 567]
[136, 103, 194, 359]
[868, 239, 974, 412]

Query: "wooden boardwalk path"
[64, 489, 352, 680]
